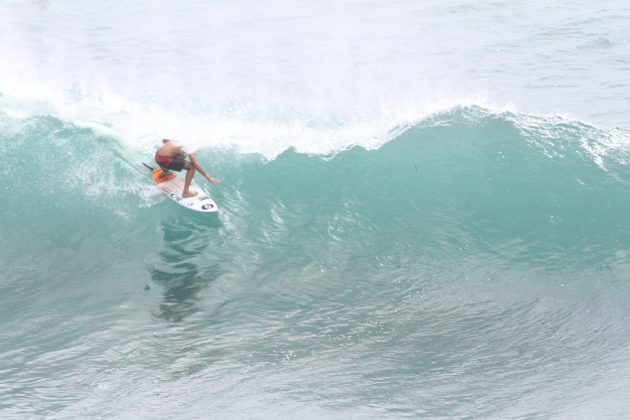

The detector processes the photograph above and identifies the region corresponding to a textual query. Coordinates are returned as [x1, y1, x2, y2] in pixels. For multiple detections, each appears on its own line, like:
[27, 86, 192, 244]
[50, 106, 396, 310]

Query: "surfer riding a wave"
[155, 139, 220, 198]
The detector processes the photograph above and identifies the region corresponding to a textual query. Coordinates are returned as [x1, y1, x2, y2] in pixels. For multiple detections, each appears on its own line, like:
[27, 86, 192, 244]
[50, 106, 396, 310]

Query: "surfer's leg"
[188, 153, 220, 184]
[188, 153, 212, 181]
[182, 163, 198, 198]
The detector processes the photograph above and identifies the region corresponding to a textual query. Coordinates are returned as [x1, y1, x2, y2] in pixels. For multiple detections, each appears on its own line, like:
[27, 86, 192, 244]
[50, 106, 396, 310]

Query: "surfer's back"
[158, 139, 183, 157]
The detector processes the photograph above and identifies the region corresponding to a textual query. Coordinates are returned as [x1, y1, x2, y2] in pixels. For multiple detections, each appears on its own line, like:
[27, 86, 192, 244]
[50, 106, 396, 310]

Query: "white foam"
[0, 0, 522, 160]
[0, 71, 513, 160]
[2, 0, 608, 161]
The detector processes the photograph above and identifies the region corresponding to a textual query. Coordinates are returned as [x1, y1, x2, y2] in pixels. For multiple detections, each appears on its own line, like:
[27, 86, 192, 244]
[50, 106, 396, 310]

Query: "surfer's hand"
[208, 176, 221, 184]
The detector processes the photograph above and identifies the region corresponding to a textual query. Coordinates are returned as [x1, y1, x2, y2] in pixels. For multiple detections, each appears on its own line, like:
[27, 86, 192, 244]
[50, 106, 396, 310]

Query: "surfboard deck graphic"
[150, 167, 218, 213]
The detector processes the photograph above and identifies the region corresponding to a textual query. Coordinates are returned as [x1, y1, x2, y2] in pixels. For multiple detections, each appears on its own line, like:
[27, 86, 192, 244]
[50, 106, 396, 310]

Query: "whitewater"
[2, 0, 630, 418]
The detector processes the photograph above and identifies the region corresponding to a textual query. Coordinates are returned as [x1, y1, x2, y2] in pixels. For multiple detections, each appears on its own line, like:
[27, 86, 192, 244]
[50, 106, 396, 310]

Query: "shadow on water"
[149, 214, 223, 322]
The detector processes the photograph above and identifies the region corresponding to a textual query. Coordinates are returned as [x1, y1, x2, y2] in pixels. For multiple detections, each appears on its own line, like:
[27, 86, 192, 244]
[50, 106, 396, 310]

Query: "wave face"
[3, 106, 630, 418]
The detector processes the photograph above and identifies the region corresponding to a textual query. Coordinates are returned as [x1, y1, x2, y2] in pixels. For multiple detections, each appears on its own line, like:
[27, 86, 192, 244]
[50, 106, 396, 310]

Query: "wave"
[3, 104, 630, 420]
[3, 105, 630, 270]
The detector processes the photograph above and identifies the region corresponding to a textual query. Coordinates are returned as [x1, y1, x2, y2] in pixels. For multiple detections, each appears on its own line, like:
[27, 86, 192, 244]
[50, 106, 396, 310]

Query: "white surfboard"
[149, 166, 218, 213]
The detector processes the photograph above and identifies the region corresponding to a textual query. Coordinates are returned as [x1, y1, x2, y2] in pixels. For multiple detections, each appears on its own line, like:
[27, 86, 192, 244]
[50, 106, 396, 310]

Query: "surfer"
[155, 139, 220, 198]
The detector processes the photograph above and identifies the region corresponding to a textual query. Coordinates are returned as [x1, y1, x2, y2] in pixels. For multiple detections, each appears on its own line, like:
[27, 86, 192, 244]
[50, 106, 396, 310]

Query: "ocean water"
[2, 1, 630, 418]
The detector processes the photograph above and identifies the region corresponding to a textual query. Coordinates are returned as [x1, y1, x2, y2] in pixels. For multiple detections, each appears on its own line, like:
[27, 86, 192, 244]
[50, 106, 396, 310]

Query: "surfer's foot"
[205, 175, 221, 184]
[182, 190, 198, 198]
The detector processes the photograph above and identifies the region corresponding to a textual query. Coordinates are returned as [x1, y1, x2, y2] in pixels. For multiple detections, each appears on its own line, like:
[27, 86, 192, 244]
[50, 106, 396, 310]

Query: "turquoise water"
[2, 1, 630, 418]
